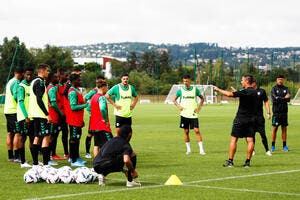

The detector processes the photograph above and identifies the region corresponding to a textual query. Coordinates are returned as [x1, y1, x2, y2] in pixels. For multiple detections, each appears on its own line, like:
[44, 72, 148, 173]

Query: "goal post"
[291, 88, 300, 105]
[164, 84, 216, 104]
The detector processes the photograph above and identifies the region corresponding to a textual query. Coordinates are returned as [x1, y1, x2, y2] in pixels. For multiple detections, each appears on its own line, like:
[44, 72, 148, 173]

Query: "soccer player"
[16, 67, 35, 168]
[65, 74, 88, 167]
[89, 80, 113, 157]
[213, 74, 258, 167]
[28, 64, 51, 167]
[4, 68, 23, 162]
[105, 74, 139, 136]
[173, 75, 206, 155]
[252, 81, 272, 156]
[93, 125, 141, 187]
[56, 68, 69, 159]
[270, 75, 291, 152]
[47, 72, 64, 162]
[84, 75, 105, 159]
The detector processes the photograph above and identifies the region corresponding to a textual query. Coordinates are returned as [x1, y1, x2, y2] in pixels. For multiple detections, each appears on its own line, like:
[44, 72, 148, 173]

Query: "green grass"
[0, 103, 300, 200]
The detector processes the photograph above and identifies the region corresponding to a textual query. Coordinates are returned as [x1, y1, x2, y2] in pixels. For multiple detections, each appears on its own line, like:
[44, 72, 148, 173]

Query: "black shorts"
[115, 116, 132, 128]
[93, 131, 113, 147]
[49, 123, 58, 136]
[17, 120, 34, 136]
[255, 116, 265, 134]
[33, 118, 49, 137]
[69, 125, 82, 141]
[180, 116, 199, 129]
[231, 116, 255, 138]
[93, 156, 124, 176]
[5, 114, 17, 133]
[272, 113, 288, 127]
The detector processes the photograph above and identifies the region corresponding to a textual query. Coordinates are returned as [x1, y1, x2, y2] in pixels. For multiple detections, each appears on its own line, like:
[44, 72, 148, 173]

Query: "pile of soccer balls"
[23, 165, 99, 184]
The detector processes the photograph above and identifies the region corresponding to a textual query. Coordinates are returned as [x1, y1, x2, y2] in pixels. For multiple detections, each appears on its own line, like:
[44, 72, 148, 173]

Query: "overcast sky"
[0, 0, 299, 48]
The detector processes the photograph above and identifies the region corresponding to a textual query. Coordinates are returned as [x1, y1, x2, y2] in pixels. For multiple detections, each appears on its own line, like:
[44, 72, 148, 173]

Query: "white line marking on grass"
[22, 169, 300, 200]
[183, 185, 300, 197]
[187, 169, 300, 184]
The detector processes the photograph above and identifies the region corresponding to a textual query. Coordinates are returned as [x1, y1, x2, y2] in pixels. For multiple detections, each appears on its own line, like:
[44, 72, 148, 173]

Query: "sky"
[0, 0, 299, 48]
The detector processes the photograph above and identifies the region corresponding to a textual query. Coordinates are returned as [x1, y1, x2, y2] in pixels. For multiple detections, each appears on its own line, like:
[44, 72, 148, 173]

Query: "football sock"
[20, 147, 25, 164]
[85, 136, 91, 154]
[198, 141, 204, 152]
[272, 142, 275, 146]
[185, 142, 191, 152]
[42, 147, 50, 165]
[69, 142, 76, 163]
[8, 150, 13, 159]
[14, 149, 20, 159]
[32, 144, 39, 165]
[283, 141, 286, 147]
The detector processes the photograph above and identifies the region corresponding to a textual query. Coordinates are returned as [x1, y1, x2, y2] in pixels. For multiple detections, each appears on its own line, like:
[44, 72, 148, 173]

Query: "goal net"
[164, 84, 216, 104]
[291, 88, 300, 105]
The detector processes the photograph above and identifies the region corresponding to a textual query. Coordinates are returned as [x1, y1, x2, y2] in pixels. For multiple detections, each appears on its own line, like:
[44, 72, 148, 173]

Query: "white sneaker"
[200, 151, 206, 155]
[186, 151, 191, 155]
[85, 153, 92, 159]
[98, 174, 105, 186]
[266, 150, 272, 156]
[21, 162, 32, 168]
[48, 160, 58, 166]
[252, 150, 255, 156]
[126, 180, 141, 187]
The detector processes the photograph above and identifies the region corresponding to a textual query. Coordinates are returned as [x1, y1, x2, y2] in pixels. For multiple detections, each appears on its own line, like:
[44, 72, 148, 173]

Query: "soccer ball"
[90, 168, 99, 182]
[24, 169, 39, 184]
[58, 166, 74, 184]
[40, 165, 55, 180]
[46, 169, 60, 184]
[74, 167, 93, 184]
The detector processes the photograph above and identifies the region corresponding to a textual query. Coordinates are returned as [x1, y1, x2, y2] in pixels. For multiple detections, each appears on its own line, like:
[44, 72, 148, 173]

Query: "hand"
[115, 104, 121, 110]
[25, 118, 30, 123]
[131, 170, 138, 179]
[130, 104, 135, 110]
[266, 113, 271, 120]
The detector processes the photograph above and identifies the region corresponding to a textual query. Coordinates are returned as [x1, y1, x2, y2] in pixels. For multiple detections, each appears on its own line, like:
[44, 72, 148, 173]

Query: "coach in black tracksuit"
[270, 75, 291, 152]
[213, 74, 258, 168]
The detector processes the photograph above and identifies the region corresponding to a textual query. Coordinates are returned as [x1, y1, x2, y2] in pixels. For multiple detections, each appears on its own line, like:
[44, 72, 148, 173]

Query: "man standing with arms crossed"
[105, 74, 138, 136]
[173, 75, 206, 155]
[270, 75, 291, 152]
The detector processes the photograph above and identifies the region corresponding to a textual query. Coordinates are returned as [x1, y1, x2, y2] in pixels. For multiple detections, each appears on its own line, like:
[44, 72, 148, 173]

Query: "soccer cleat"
[8, 158, 15, 162]
[21, 162, 32, 168]
[271, 146, 275, 152]
[186, 151, 191, 155]
[48, 160, 58, 166]
[77, 157, 87, 164]
[85, 153, 92, 159]
[64, 154, 70, 159]
[70, 160, 85, 167]
[199, 151, 206, 155]
[252, 150, 255, 156]
[51, 154, 65, 160]
[266, 150, 272, 156]
[243, 160, 250, 168]
[282, 146, 289, 152]
[126, 180, 141, 187]
[14, 158, 21, 163]
[98, 174, 105, 186]
[223, 160, 234, 167]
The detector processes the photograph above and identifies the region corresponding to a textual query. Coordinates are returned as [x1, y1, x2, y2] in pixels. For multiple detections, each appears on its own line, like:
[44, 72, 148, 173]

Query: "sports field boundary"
[22, 169, 300, 200]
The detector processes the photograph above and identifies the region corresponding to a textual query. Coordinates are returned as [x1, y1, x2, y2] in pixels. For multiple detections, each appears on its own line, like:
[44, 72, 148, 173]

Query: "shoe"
[21, 162, 32, 168]
[64, 154, 70, 159]
[98, 174, 105, 186]
[223, 160, 234, 167]
[271, 146, 275, 152]
[48, 160, 58, 166]
[282, 146, 289, 152]
[266, 150, 272, 156]
[186, 151, 191, 155]
[252, 150, 255, 156]
[14, 158, 21, 163]
[51, 154, 65, 160]
[199, 151, 206, 155]
[77, 157, 87, 164]
[126, 180, 141, 187]
[70, 160, 85, 167]
[243, 160, 250, 168]
[85, 153, 92, 159]
[8, 158, 14, 162]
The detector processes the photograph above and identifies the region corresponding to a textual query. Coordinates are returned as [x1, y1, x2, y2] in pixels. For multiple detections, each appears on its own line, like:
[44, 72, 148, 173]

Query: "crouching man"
[93, 125, 141, 187]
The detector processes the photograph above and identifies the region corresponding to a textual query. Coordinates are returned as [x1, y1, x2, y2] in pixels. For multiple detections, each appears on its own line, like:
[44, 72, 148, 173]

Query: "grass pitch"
[0, 103, 300, 200]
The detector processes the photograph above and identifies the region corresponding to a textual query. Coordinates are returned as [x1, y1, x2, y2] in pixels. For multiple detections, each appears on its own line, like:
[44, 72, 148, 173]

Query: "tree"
[127, 51, 139, 71]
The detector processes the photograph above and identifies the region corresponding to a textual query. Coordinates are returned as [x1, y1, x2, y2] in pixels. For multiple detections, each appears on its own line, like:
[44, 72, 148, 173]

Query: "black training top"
[271, 84, 290, 114]
[256, 88, 268, 116]
[93, 136, 133, 166]
[233, 87, 258, 118]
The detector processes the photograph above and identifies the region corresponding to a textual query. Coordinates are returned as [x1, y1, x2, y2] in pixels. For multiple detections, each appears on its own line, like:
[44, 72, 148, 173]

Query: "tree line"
[1, 36, 299, 97]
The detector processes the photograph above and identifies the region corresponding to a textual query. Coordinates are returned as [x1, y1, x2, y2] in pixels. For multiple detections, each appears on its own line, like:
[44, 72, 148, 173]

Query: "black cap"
[276, 74, 285, 79]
